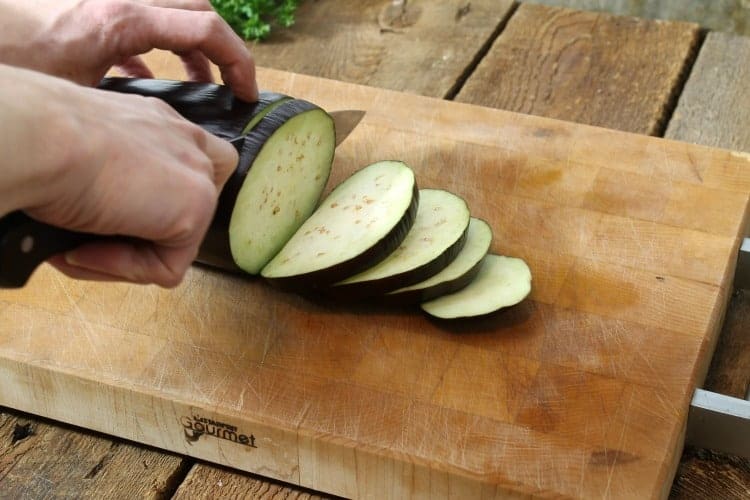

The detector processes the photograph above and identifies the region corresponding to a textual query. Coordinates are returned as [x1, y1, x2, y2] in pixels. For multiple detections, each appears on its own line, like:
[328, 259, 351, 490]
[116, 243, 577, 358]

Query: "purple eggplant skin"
[380, 253, 486, 305]
[263, 184, 420, 293]
[196, 99, 333, 272]
[97, 77, 289, 140]
[321, 221, 470, 301]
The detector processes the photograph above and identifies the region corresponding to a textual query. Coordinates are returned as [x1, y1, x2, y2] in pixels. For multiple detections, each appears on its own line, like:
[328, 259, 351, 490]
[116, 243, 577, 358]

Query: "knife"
[0, 109, 365, 288]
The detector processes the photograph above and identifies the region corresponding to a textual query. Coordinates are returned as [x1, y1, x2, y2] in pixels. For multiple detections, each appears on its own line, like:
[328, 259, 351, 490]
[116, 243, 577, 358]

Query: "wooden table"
[1, 1, 748, 498]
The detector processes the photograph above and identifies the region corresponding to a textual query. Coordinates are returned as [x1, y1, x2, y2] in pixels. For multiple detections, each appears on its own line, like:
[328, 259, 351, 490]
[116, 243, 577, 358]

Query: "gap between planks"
[443, 2, 520, 100]
[653, 28, 707, 138]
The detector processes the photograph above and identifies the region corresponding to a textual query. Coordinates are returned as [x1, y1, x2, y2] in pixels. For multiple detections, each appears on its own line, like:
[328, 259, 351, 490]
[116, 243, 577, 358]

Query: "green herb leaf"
[210, 0, 299, 41]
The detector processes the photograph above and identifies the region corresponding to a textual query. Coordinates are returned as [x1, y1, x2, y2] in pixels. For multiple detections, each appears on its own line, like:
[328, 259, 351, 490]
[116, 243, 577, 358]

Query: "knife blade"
[331, 109, 366, 146]
[227, 109, 365, 150]
[0, 109, 365, 288]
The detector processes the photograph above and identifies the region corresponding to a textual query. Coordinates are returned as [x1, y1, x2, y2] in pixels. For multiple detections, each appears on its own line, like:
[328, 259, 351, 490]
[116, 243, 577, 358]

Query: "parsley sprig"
[210, 0, 299, 41]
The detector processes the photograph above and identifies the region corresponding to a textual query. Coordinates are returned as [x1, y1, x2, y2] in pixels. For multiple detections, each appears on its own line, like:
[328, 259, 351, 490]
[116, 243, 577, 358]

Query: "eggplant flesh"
[261, 161, 419, 289]
[329, 189, 471, 298]
[421, 254, 532, 319]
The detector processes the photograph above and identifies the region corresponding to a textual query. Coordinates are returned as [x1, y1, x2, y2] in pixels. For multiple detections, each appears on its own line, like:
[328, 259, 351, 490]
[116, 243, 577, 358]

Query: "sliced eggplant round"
[261, 160, 418, 289]
[384, 217, 492, 304]
[420, 254, 531, 319]
[221, 100, 336, 274]
[329, 189, 471, 298]
[98, 77, 290, 140]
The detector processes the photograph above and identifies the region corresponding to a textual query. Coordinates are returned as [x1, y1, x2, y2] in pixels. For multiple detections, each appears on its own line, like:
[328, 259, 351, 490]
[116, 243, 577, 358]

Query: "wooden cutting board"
[1, 63, 749, 499]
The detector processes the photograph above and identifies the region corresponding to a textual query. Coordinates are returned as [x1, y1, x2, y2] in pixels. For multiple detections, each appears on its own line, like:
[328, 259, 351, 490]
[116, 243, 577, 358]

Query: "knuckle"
[87, 0, 130, 17]
[177, 147, 213, 175]
[173, 176, 216, 237]
[192, 0, 213, 11]
[145, 96, 179, 116]
[158, 270, 185, 288]
[197, 11, 226, 38]
[90, 0, 135, 36]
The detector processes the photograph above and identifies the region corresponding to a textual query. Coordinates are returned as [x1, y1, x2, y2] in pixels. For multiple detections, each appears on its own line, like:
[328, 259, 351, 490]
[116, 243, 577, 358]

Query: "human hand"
[0, 64, 238, 287]
[0, 0, 257, 101]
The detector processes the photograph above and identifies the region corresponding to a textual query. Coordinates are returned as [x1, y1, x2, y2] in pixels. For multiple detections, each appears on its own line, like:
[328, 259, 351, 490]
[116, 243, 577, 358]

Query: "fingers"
[128, 3, 258, 101]
[137, 0, 213, 11]
[115, 55, 155, 78]
[203, 133, 239, 188]
[54, 240, 195, 288]
[177, 49, 214, 83]
[48, 255, 123, 283]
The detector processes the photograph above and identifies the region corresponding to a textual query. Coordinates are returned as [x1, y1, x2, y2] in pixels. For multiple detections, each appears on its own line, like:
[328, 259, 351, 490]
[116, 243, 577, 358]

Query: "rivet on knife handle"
[0, 211, 95, 288]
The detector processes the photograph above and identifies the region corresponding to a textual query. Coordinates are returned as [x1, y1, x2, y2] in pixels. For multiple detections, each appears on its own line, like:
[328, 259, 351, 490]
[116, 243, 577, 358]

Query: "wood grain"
[0, 407, 189, 499]
[670, 446, 750, 500]
[173, 463, 332, 500]
[703, 290, 750, 398]
[245, 0, 515, 98]
[664, 31, 750, 497]
[1, 67, 749, 498]
[666, 32, 750, 157]
[527, 0, 750, 37]
[455, 3, 700, 134]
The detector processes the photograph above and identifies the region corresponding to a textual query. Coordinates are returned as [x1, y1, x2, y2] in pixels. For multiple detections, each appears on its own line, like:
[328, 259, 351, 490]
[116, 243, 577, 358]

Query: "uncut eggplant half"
[98, 77, 290, 140]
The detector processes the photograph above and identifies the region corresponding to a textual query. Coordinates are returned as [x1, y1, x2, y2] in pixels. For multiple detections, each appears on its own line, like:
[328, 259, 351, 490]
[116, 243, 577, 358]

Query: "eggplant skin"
[379, 254, 486, 305]
[98, 77, 289, 140]
[263, 183, 420, 292]
[323, 220, 470, 301]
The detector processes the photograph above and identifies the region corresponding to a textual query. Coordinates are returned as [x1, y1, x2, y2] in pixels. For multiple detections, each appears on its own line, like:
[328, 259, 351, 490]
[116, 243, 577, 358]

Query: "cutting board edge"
[0, 347, 696, 499]
[0, 355, 306, 487]
[0, 354, 579, 499]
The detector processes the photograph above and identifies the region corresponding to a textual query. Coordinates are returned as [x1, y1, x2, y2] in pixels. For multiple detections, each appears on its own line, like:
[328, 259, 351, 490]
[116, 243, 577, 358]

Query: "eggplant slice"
[421, 254, 532, 319]
[226, 100, 336, 274]
[98, 77, 290, 140]
[329, 189, 470, 298]
[261, 160, 418, 289]
[385, 217, 492, 304]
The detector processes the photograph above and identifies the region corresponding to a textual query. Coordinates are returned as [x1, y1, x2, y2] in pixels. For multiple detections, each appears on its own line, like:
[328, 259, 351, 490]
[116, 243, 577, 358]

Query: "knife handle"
[0, 211, 98, 288]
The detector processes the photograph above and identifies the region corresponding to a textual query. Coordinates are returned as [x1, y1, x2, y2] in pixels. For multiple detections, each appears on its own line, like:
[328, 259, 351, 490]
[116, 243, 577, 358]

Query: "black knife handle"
[0, 211, 97, 288]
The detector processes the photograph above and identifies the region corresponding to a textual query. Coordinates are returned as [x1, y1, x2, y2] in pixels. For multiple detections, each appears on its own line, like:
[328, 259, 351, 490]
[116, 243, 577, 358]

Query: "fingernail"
[64, 250, 81, 267]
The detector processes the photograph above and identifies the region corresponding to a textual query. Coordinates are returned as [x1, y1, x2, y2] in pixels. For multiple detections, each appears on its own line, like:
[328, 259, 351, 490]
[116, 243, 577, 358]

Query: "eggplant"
[420, 254, 532, 319]
[98, 77, 290, 140]
[328, 189, 471, 299]
[384, 217, 492, 304]
[261, 160, 419, 289]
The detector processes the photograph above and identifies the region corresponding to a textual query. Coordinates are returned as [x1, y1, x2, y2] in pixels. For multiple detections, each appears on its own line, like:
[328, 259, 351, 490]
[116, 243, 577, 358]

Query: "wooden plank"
[246, 0, 515, 98]
[0, 407, 188, 498]
[664, 31, 750, 498]
[703, 290, 750, 398]
[173, 463, 331, 499]
[670, 446, 750, 500]
[666, 32, 750, 155]
[525, 0, 750, 38]
[1, 66, 749, 499]
[455, 3, 701, 134]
